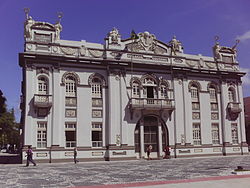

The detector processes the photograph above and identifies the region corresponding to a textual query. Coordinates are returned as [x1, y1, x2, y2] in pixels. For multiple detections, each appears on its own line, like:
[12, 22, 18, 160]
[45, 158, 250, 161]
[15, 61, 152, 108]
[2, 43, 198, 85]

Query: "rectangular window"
[211, 123, 220, 145]
[38, 83, 47, 94]
[92, 84, 102, 98]
[193, 123, 201, 145]
[191, 89, 198, 99]
[65, 123, 76, 148]
[37, 122, 47, 148]
[231, 123, 238, 144]
[66, 82, 76, 97]
[132, 84, 140, 98]
[92, 123, 102, 147]
[209, 88, 217, 101]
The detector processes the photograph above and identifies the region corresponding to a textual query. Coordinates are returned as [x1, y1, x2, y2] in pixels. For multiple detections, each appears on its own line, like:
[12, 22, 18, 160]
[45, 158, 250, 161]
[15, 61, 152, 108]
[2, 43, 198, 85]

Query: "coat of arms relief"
[126, 31, 166, 55]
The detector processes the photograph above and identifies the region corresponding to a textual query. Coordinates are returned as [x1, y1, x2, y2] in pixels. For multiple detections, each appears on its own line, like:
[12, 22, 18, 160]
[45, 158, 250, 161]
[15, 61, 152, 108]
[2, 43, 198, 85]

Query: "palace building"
[19, 13, 248, 163]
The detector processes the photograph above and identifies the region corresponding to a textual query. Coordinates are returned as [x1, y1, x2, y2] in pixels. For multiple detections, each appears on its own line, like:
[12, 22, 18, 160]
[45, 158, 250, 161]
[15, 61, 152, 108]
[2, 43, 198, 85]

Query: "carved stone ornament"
[205, 61, 216, 69]
[218, 63, 224, 70]
[88, 49, 104, 57]
[130, 77, 141, 87]
[61, 72, 80, 85]
[188, 80, 202, 91]
[36, 67, 50, 76]
[154, 46, 167, 55]
[126, 31, 162, 54]
[186, 60, 197, 67]
[79, 46, 86, 56]
[108, 28, 120, 44]
[174, 58, 183, 63]
[52, 46, 59, 53]
[198, 58, 204, 68]
[60, 47, 77, 55]
[26, 44, 33, 50]
[232, 65, 239, 71]
[88, 73, 106, 86]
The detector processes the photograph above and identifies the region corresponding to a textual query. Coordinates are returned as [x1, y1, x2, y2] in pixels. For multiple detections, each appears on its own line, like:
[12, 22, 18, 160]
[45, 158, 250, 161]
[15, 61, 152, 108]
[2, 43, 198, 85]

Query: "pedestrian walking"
[146, 145, 153, 160]
[74, 147, 79, 164]
[26, 145, 36, 166]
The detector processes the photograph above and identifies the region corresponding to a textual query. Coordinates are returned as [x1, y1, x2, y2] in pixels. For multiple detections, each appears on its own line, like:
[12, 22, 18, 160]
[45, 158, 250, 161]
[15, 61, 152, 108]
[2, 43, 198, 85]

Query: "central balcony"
[33, 94, 52, 108]
[227, 102, 242, 114]
[130, 98, 175, 110]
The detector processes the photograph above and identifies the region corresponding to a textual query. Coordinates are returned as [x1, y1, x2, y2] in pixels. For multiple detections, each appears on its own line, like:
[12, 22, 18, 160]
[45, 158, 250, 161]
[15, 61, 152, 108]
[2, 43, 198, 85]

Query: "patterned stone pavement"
[0, 155, 250, 188]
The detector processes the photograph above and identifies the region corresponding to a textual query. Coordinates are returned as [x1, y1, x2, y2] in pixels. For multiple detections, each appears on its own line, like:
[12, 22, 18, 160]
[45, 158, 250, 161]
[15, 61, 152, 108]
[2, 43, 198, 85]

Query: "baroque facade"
[19, 14, 248, 163]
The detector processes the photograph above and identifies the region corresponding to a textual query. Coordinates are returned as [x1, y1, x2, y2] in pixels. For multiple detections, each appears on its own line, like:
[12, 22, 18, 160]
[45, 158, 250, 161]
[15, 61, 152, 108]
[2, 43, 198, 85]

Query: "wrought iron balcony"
[33, 94, 52, 108]
[130, 98, 174, 110]
[227, 102, 242, 114]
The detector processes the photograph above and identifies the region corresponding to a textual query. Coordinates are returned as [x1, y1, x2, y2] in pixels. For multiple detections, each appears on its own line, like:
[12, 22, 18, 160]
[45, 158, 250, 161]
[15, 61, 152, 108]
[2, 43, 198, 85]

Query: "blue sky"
[0, 0, 250, 120]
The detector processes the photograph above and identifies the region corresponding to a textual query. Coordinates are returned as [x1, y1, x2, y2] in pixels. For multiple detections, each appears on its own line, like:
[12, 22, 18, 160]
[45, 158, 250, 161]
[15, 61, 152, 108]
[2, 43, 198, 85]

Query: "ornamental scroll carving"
[60, 47, 77, 55]
[88, 49, 104, 57]
[205, 61, 216, 69]
[186, 60, 197, 67]
[88, 73, 106, 86]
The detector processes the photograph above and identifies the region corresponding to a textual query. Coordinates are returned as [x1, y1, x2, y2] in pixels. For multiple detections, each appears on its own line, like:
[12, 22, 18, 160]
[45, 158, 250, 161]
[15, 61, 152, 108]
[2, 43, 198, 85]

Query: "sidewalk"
[74, 175, 250, 188]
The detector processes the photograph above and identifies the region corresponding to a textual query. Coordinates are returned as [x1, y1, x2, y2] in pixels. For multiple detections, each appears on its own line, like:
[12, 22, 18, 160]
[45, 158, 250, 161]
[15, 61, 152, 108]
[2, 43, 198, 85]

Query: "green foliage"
[0, 90, 7, 115]
[0, 90, 20, 149]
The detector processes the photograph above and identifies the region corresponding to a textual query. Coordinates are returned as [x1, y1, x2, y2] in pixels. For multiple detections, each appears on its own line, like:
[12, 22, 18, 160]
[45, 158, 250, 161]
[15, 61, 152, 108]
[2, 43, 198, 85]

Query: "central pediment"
[122, 31, 171, 55]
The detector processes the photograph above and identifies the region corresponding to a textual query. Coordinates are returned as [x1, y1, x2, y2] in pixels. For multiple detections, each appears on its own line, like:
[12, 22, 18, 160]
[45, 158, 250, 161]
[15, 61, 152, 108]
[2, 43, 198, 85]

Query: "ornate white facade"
[19, 14, 248, 163]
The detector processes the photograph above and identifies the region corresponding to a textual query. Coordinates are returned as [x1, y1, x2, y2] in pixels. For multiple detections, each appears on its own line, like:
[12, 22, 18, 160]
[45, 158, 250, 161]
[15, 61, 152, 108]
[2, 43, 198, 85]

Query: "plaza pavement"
[0, 155, 250, 188]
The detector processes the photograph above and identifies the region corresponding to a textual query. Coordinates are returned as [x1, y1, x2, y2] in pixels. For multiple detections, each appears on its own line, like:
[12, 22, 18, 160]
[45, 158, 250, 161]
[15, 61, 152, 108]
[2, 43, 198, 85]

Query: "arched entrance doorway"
[134, 115, 168, 158]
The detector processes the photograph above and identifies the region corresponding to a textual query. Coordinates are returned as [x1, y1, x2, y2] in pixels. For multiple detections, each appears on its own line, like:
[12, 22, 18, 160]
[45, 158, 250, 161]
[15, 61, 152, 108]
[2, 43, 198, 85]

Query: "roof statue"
[107, 27, 120, 44]
[169, 36, 183, 54]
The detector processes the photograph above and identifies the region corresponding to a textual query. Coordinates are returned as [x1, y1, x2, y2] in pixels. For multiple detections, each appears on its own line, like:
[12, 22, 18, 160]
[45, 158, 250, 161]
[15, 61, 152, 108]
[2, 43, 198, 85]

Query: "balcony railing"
[227, 102, 242, 114]
[130, 98, 174, 110]
[34, 94, 52, 108]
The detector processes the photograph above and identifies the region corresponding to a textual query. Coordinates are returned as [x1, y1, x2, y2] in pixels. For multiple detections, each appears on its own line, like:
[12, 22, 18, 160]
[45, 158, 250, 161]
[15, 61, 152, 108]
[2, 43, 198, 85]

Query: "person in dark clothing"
[74, 147, 79, 164]
[26, 145, 36, 166]
[163, 146, 171, 159]
[146, 145, 152, 160]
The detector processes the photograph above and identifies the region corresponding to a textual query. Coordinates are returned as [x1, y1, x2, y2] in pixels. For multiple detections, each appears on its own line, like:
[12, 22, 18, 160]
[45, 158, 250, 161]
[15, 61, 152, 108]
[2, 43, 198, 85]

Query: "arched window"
[160, 84, 168, 99]
[91, 77, 102, 98]
[228, 88, 235, 102]
[65, 76, 76, 97]
[38, 77, 48, 94]
[132, 82, 140, 98]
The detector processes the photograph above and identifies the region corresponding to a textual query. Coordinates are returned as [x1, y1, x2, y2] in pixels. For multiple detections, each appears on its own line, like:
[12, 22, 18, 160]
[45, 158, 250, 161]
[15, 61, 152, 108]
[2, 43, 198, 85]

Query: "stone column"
[140, 120, 144, 158]
[220, 80, 228, 155]
[158, 121, 163, 157]
[107, 70, 121, 146]
[51, 67, 62, 148]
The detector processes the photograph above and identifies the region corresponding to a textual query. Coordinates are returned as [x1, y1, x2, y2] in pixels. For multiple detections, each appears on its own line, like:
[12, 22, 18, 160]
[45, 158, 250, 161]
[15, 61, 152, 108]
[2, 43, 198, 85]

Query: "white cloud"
[237, 30, 250, 42]
[240, 68, 250, 85]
